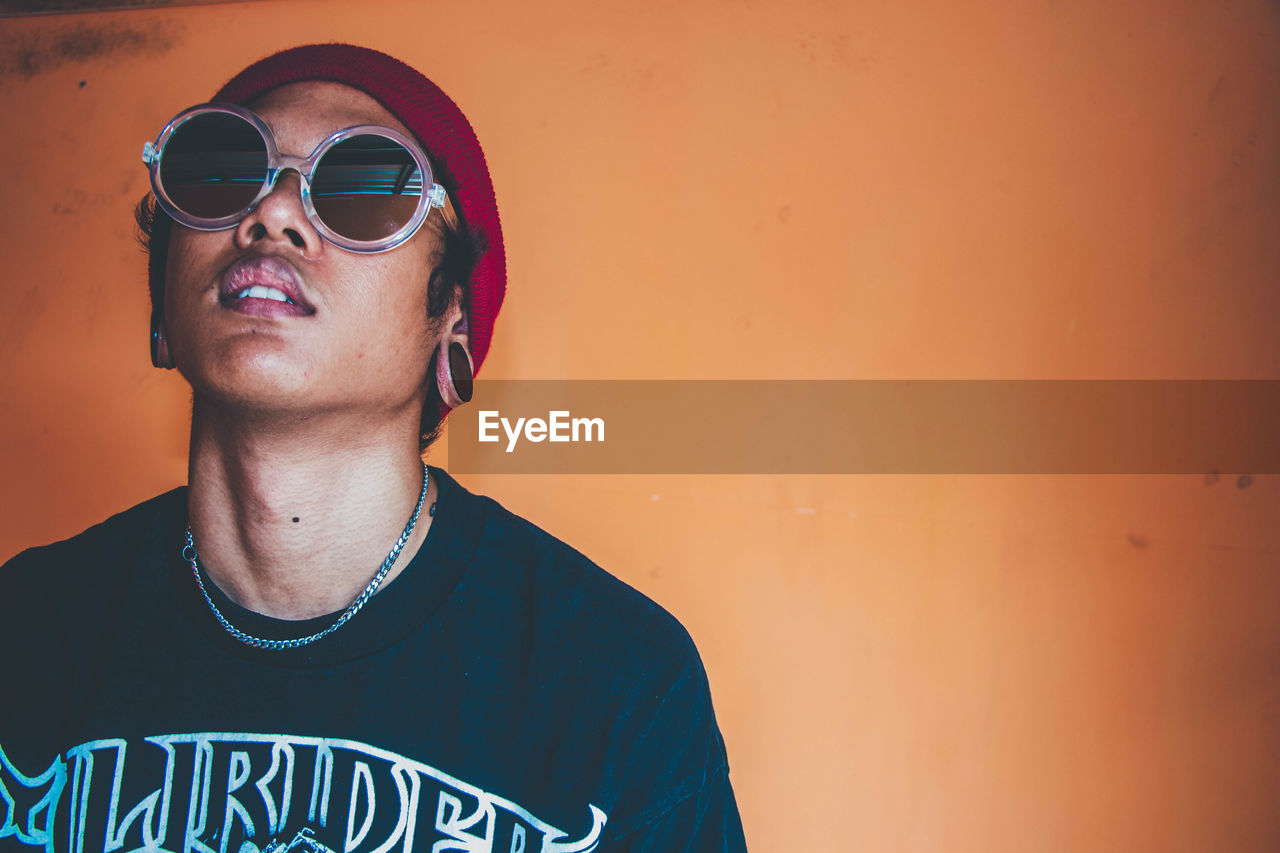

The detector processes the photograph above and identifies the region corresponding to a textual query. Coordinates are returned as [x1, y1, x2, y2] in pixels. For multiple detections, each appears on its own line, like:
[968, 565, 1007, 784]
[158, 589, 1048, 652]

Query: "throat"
[185, 451, 435, 623]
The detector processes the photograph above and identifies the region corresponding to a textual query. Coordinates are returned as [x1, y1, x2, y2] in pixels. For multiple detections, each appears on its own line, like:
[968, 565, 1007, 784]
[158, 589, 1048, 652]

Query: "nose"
[234, 169, 324, 258]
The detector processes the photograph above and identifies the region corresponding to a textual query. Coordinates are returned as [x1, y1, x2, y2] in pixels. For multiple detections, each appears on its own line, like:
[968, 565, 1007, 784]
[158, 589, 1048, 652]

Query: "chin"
[182, 351, 316, 409]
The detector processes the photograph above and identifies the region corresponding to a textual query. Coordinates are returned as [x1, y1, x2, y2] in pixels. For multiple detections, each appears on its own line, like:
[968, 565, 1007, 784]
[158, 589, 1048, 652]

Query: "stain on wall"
[0, 0, 258, 17]
[0, 18, 180, 78]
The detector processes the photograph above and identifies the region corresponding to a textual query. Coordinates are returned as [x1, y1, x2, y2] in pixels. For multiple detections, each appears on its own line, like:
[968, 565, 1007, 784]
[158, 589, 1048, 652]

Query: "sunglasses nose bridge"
[235, 165, 324, 256]
[265, 152, 313, 194]
[273, 151, 312, 173]
[254, 166, 313, 217]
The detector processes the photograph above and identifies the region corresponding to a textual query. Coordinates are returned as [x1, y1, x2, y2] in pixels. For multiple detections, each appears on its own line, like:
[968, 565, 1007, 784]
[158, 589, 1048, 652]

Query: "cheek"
[163, 229, 219, 328]
[165, 227, 222, 291]
[345, 254, 437, 367]
[377, 244, 438, 339]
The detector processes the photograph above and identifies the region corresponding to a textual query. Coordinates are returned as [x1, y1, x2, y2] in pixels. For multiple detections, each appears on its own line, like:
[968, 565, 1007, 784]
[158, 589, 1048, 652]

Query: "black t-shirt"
[0, 468, 746, 852]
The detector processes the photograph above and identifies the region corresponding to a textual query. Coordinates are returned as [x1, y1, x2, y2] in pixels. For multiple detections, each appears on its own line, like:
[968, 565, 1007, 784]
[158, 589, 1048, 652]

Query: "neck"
[186, 402, 436, 620]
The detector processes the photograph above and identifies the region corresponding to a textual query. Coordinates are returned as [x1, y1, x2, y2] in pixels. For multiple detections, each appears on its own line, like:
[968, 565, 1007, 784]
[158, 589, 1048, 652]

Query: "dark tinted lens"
[311, 134, 423, 242]
[159, 112, 269, 219]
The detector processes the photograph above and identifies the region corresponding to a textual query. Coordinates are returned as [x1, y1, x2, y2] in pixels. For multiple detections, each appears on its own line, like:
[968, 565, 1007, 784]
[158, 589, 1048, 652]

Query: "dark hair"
[135, 195, 485, 452]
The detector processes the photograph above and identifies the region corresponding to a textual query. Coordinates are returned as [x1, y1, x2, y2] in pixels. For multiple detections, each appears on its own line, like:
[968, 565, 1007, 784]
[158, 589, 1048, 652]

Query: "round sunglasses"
[142, 103, 449, 253]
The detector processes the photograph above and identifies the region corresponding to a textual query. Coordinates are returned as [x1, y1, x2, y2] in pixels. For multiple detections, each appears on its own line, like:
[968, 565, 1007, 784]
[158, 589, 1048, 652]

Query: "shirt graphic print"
[0, 732, 605, 853]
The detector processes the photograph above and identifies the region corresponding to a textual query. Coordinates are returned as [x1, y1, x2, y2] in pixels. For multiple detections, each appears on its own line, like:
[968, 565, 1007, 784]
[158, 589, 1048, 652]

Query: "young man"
[0, 45, 746, 852]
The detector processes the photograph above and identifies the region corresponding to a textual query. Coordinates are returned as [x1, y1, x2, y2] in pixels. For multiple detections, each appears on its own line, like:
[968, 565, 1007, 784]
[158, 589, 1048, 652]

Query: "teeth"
[236, 285, 293, 304]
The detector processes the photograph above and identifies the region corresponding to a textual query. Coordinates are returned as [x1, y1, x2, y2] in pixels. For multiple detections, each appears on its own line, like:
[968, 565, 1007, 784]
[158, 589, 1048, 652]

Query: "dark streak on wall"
[0, 1, 255, 16]
[0, 18, 180, 78]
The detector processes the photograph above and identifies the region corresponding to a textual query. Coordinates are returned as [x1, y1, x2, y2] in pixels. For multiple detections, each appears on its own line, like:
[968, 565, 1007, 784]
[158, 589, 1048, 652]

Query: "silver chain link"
[182, 462, 429, 650]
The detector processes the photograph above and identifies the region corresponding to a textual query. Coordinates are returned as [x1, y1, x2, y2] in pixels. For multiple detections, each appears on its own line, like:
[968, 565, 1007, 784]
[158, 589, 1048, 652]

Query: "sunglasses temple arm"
[393, 163, 414, 195]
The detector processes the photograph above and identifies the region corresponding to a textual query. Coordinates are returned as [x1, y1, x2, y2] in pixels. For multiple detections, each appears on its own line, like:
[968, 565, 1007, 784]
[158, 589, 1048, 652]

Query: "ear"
[434, 286, 473, 408]
[439, 285, 470, 354]
[151, 309, 175, 370]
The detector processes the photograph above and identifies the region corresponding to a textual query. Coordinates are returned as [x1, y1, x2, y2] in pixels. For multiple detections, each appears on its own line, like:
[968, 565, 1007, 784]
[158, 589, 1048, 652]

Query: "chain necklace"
[182, 462, 430, 650]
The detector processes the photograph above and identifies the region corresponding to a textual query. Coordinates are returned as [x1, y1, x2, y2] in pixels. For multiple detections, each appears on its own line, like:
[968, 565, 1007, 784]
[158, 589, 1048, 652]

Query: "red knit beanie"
[209, 43, 505, 384]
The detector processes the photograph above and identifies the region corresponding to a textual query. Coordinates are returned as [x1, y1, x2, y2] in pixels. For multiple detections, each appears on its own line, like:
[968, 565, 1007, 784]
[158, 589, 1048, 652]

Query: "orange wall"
[2, 1, 1278, 850]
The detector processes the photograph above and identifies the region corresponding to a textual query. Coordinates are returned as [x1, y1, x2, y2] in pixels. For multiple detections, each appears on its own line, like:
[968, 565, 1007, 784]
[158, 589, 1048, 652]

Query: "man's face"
[163, 81, 445, 427]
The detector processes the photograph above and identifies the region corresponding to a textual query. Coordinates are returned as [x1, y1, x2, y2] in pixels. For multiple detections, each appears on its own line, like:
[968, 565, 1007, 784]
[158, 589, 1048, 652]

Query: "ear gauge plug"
[151, 313, 175, 369]
[436, 339, 474, 408]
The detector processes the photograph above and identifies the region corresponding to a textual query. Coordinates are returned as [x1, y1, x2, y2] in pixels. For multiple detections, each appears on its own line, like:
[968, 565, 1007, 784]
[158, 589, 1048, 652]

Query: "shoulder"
[0, 490, 184, 750]
[440, 470, 703, 677]
[1, 489, 183, 595]
[436, 470, 733, 831]
[0, 490, 184, 645]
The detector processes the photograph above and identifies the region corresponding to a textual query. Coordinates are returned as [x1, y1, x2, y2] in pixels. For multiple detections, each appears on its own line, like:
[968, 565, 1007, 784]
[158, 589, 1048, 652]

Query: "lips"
[219, 255, 316, 317]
